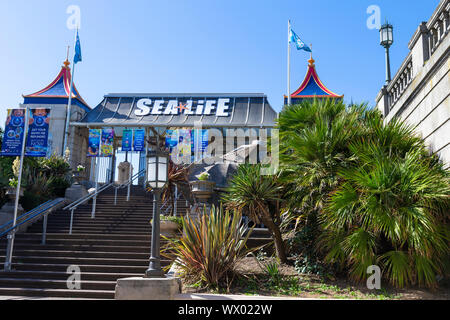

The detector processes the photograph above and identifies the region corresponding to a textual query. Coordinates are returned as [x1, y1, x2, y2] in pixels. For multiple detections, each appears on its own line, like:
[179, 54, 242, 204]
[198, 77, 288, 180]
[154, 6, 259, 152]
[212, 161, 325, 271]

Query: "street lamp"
[145, 149, 169, 277]
[380, 22, 394, 85]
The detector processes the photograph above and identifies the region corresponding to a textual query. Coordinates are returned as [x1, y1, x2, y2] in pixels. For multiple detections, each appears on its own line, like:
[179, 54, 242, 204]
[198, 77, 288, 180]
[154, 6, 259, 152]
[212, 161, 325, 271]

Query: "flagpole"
[62, 29, 78, 158]
[4, 105, 29, 271]
[287, 20, 291, 106]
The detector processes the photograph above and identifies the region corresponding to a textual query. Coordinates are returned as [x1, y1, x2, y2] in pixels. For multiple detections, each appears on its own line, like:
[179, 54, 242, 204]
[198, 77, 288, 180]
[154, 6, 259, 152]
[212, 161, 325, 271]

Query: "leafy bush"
[277, 99, 450, 288]
[47, 176, 71, 197]
[163, 206, 253, 290]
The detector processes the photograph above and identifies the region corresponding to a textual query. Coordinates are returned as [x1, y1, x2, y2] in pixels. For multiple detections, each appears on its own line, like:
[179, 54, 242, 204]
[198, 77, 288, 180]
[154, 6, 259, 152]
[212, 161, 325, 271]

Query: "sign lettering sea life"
[134, 98, 231, 117]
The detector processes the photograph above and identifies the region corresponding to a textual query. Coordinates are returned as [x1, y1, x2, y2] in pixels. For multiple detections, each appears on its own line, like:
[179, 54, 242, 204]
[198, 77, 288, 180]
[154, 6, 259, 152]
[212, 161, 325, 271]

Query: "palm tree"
[223, 164, 287, 263]
[159, 161, 189, 216]
[277, 99, 376, 262]
[322, 120, 450, 288]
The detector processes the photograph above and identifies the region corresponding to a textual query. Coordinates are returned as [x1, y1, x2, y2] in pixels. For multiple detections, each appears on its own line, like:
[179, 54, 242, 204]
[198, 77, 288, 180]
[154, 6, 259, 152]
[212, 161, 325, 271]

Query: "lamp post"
[380, 22, 394, 85]
[145, 149, 169, 277]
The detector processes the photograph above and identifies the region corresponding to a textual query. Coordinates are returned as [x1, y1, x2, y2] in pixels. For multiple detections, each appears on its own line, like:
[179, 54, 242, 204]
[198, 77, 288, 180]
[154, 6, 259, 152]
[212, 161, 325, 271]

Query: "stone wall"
[376, 0, 450, 165]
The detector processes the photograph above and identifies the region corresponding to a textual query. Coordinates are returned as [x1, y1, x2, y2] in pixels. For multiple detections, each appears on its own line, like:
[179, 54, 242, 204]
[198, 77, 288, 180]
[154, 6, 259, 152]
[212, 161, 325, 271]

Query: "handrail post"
[92, 194, 97, 219]
[3, 233, 14, 271]
[69, 209, 74, 235]
[174, 185, 178, 216]
[115, 187, 118, 205]
[41, 213, 48, 245]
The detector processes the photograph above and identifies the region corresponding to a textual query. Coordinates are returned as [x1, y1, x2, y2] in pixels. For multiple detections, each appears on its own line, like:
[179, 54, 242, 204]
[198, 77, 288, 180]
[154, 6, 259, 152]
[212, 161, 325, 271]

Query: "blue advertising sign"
[192, 129, 209, 162]
[1, 109, 26, 156]
[25, 108, 51, 157]
[133, 129, 145, 152]
[122, 129, 132, 152]
[87, 129, 101, 157]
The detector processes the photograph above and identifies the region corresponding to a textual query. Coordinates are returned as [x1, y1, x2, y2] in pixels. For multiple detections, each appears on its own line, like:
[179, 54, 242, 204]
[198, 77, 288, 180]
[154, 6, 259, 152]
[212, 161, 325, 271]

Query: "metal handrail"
[0, 198, 66, 242]
[0, 199, 54, 231]
[63, 182, 114, 234]
[113, 169, 146, 204]
[63, 182, 112, 211]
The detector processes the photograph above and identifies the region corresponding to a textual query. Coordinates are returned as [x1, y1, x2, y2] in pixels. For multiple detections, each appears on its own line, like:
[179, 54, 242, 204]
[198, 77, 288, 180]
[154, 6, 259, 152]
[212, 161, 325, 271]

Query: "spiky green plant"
[162, 206, 253, 289]
[321, 121, 450, 288]
[222, 164, 287, 263]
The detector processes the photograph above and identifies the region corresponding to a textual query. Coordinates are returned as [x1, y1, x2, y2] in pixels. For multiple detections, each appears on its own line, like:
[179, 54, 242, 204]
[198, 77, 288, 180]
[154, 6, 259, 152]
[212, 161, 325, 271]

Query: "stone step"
[0, 270, 142, 281]
[0, 249, 150, 260]
[10, 263, 152, 273]
[0, 287, 115, 299]
[0, 255, 153, 266]
[0, 278, 118, 291]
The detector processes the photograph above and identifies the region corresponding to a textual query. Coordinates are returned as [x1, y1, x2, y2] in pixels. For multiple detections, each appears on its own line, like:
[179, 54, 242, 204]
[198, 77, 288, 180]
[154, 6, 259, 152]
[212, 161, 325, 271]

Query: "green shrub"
[163, 206, 253, 290]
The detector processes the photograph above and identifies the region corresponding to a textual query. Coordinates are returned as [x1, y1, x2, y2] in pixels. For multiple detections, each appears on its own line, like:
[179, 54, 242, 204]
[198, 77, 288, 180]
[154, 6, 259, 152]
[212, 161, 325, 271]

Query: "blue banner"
[1, 109, 26, 156]
[133, 129, 145, 152]
[192, 129, 209, 162]
[25, 108, 51, 157]
[122, 129, 133, 152]
[87, 129, 101, 157]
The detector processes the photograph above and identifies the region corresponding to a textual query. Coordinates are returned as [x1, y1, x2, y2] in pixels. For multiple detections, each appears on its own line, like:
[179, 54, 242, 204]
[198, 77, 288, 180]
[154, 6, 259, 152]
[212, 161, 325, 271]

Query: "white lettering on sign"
[135, 99, 152, 116]
[134, 98, 231, 117]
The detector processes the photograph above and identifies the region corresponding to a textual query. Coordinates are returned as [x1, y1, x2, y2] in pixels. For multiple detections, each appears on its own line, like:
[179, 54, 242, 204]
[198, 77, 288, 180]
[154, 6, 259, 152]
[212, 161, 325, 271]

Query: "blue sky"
[0, 0, 439, 127]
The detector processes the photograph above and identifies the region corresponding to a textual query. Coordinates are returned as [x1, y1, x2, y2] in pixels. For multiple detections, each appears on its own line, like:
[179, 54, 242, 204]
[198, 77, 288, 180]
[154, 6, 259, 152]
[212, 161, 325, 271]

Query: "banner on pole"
[87, 129, 101, 157]
[100, 128, 114, 157]
[133, 129, 145, 152]
[1, 109, 26, 156]
[25, 108, 51, 157]
[192, 129, 209, 162]
[122, 129, 133, 152]
[175, 129, 191, 164]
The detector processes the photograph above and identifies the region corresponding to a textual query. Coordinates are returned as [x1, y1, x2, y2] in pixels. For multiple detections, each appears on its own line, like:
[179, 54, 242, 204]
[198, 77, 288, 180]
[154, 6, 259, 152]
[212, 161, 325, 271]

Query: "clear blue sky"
[0, 0, 439, 127]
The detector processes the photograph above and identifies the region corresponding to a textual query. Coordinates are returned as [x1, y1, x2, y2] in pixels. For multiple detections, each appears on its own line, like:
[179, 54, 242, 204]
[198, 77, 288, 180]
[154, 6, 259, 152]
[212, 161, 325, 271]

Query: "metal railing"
[63, 182, 114, 234]
[1, 197, 66, 271]
[113, 169, 146, 205]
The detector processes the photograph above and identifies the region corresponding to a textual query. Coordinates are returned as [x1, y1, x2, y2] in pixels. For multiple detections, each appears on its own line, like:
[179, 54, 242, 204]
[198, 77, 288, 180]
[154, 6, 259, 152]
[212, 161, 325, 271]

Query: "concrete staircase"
[0, 186, 189, 299]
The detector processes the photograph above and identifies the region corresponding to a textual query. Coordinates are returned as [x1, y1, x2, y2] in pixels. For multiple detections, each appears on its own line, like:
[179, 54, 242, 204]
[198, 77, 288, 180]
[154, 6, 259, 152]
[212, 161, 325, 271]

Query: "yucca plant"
[162, 206, 253, 290]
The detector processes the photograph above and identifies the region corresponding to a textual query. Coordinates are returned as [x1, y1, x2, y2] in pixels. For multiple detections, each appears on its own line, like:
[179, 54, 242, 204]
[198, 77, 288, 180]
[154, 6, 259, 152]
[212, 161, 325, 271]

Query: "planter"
[190, 180, 215, 199]
[160, 220, 181, 238]
[5, 187, 24, 201]
[72, 171, 86, 185]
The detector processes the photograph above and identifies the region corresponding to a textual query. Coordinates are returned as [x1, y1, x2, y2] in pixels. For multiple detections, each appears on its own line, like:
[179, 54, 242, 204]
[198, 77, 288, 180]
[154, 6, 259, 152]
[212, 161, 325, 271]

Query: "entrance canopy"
[73, 93, 277, 128]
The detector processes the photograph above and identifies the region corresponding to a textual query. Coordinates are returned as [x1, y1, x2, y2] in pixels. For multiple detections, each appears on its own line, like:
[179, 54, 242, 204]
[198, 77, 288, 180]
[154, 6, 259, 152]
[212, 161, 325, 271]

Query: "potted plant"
[151, 215, 183, 238]
[6, 178, 24, 200]
[190, 171, 215, 205]
[73, 164, 86, 185]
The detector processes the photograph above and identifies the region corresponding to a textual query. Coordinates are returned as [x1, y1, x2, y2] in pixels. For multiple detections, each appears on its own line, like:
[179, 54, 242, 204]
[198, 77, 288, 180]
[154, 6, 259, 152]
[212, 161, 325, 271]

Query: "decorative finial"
[63, 46, 71, 68]
[308, 44, 315, 66]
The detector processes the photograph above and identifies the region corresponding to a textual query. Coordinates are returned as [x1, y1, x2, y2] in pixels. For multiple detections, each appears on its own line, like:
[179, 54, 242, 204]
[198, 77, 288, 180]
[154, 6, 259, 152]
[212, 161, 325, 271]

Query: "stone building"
[375, 0, 450, 165]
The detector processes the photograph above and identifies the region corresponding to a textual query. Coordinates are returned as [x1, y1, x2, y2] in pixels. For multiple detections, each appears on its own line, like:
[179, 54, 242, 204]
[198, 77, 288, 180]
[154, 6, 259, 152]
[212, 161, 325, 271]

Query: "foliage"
[223, 163, 287, 263]
[321, 122, 450, 288]
[8, 178, 18, 188]
[151, 215, 184, 230]
[162, 206, 253, 290]
[198, 172, 210, 181]
[160, 161, 189, 216]
[277, 99, 450, 288]
[38, 154, 72, 177]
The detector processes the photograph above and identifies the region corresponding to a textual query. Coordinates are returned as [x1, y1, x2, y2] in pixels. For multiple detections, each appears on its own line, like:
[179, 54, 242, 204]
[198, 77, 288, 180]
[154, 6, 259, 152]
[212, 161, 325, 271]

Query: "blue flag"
[289, 28, 312, 52]
[74, 30, 82, 64]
